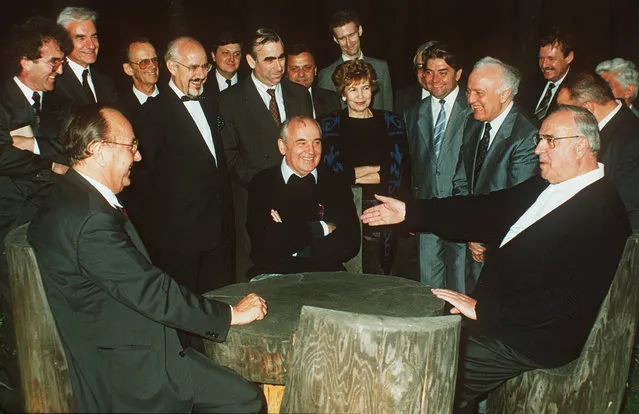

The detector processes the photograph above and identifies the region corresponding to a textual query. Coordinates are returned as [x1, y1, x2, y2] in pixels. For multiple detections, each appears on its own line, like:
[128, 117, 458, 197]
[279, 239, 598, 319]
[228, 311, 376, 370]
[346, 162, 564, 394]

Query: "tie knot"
[181, 95, 205, 102]
[484, 122, 491, 132]
[226, 79, 232, 87]
[547, 82, 555, 91]
[439, 99, 446, 106]
[267, 88, 276, 98]
[32, 91, 41, 105]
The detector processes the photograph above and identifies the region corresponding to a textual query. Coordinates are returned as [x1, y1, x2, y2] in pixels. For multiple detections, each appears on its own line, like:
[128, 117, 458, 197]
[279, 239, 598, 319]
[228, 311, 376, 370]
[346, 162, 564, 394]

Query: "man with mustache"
[518, 30, 576, 123]
[219, 28, 313, 280]
[119, 37, 160, 118]
[52, 7, 117, 107]
[132, 37, 234, 318]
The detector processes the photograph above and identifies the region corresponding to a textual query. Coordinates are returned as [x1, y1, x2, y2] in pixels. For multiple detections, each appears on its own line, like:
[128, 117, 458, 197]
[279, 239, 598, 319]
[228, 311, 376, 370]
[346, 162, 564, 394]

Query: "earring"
[342, 96, 347, 102]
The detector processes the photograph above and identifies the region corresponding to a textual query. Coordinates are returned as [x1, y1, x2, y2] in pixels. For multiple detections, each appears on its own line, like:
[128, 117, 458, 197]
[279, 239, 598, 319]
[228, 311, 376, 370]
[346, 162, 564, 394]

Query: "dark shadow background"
[2, 0, 639, 94]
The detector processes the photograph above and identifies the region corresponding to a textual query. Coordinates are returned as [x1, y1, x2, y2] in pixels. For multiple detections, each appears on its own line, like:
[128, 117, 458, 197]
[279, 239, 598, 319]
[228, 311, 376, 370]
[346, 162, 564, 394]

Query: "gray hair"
[164, 36, 202, 62]
[280, 116, 322, 142]
[595, 58, 639, 102]
[473, 56, 521, 98]
[551, 105, 600, 153]
[412, 41, 436, 65]
[57, 7, 97, 29]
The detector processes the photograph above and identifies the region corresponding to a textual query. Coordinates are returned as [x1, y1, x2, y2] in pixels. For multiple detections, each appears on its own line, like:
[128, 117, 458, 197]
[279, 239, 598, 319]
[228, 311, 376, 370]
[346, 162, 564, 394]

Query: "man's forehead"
[289, 53, 315, 65]
[41, 39, 63, 57]
[540, 43, 565, 57]
[426, 58, 453, 70]
[217, 43, 241, 53]
[541, 112, 575, 134]
[255, 41, 283, 57]
[291, 121, 320, 138]
[130, 42, 155, 56]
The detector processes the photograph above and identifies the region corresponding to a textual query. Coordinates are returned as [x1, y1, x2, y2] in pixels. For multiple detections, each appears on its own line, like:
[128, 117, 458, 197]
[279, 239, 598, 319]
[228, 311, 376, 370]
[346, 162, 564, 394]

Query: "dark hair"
[213, 31, 242, 53]
[63, 103, 121, 164]
[329, 10, 360, 33]
[539, 29, 574, 58]
[7, 16, 70, 76]
[120, 36, 152, 64]
[249, 28, 283, 60]
[561, 72, 615, 106]
[332, 59, 378, 96]
[287, 43, 314, 59]
[421, 41, 461, 71]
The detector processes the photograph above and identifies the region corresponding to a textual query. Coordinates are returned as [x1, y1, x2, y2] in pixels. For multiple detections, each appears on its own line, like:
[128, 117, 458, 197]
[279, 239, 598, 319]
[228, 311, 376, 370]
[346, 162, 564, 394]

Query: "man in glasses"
[120, 37, 160, 117]
[53, 7, 117, 107]
[557, 72, 639, 231]
[361, 105, 631, 413]
[0, 15, 71, 411]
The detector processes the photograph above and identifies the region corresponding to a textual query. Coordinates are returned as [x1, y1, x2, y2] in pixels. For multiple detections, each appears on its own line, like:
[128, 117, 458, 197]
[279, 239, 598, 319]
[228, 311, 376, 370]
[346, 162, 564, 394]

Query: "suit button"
[206, 331, 214, 337]
[179, 350, 186, 357]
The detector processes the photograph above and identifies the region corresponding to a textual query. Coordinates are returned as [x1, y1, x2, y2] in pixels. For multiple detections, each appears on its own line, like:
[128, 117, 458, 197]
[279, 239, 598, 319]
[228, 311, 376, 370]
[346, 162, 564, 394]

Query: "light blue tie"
[433, 99, 446, 158]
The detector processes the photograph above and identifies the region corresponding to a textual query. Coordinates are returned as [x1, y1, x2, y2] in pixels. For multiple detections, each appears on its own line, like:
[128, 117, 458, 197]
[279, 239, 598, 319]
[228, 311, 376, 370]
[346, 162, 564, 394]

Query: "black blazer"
[51, 61, 118, 108]
[598, 105, 639, 231]
[28, 169, 232, 412]
[247, 164, 360, 277]
[130, 87, 232, 251]
[311, 87, 341, 119]
[406, 175, 630, 366]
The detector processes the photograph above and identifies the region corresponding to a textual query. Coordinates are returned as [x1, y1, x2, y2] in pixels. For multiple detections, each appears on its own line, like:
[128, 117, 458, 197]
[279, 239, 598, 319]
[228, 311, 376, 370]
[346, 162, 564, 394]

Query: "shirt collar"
[598, 100, 623, 130]
[342, 51, 364, 62]
[488, 101, 514, 133]
[67, 58, 90, 82]
[216, 70, 237, 86]
[13, 76, 40, 105]
[251, 72, 280, 94]
[76, 169, 122, 208]
[548, 162, 605, 191]
[280, 157, 318, 184]
[550, 67, 570, 88]
[132, 84, 158, 104]
[429, 85, 459, 107]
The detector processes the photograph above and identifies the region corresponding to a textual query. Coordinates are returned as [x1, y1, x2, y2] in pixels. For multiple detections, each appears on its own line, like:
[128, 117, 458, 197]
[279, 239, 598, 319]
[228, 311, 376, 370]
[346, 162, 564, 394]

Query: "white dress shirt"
[132, 84, 159, 105]
[77, 170, 123, 208]
[251, 73, 287, 121]
[67, 59, 97, 99]
[482, 101, 515, 148]
[12, 76, 41, 154]
[430, 86, 460, 129]
[168, 80, 217, 164]
[215, 70, 238, 92]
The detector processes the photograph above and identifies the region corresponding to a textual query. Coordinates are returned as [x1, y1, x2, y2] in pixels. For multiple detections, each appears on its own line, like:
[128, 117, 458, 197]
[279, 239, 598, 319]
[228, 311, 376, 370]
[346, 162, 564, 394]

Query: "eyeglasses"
[172, 60, 212, 73]
[414, 63, 425, 72]
[130, 57, 160, 70]
[533, 134, 584, 149]
[101, 138, 139, 153]
[37, 57, 64, 71]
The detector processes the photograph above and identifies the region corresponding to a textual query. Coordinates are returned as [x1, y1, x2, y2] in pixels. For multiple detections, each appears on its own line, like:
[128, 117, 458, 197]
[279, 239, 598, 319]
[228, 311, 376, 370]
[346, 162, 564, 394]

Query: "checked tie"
[534, 82, 555, 120]
[433, 99, 446, 158]
[473, 123, 491, 190]
[267, 88, 281, 127]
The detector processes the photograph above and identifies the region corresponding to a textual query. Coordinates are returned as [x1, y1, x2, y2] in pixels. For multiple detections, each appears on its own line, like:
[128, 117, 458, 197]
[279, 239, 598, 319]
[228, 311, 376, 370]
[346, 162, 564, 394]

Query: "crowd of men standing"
[1, 4, 639, 412]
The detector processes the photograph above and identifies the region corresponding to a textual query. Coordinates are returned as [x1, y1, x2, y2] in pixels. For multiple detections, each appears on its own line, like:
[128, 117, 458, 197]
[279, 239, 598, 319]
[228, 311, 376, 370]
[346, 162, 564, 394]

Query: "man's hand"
[431, 288, 477, 320]
[354, 165, 381, 184]
[11, 136, 35, 152]
[326, 222, 336, 234]
[231, 293, 267, 326]
[270, 209, 282, 223]
[360, 194, 406, 226]
[468, 242, 486, 263]
[52, 162, 69, 175]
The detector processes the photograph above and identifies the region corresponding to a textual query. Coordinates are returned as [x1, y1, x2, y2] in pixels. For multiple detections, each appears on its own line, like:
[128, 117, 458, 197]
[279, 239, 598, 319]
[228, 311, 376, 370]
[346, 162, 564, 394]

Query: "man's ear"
[166, 60, 178, 77]
[583, 101, 596, 115]
[277, 138, 287, 156]
[499, 88, 512, 104]
[211, 51, 217, 63]
[122, 63, 134, 77]
[246, 53, 256, 70]
[20, 57, 32, 74]
[565, 51, 575, 66]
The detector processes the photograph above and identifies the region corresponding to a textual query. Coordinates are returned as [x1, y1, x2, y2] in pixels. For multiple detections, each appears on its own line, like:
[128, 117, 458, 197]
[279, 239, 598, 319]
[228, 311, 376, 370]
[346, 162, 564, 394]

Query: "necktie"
[82, 69, 96, 103]
[31, 92, 41, 124]
[433, 99, 446, 158]
[267, 88, 281, 127]
[288, 174, 315, 187]
[534, 82, 555, 120]
[181, 95, 205, 102]
[226, 79, 232, 89]
[473, 123, 491, 189]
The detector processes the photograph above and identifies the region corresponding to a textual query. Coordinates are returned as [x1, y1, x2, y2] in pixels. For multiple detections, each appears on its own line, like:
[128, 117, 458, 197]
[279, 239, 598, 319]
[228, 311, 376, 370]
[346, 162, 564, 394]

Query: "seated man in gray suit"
[28, 103, 267, 413]
[362, 105, 630, 412]
[454, 57, 538, 289]
[317, 10, 393, 111]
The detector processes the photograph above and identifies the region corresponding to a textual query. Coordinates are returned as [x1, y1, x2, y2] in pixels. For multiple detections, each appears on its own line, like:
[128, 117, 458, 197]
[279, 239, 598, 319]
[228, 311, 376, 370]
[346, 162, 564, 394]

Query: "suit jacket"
[517, 68, 576, 122]
[117, 84, 163, 123]
[406, 175, 631, 366]
[51, 61, 118, 109]
[453, 104, 539, 196]
[28, 169, 232, 412]
[247, 164, 360, 277]
[630, 105, 639, 118]
[317, 56, 393, 111]
[598, 105, 639, 231]
[395, 83, 426, 117]
[130, 87, 232, 251]
[311, 86, 341, 118]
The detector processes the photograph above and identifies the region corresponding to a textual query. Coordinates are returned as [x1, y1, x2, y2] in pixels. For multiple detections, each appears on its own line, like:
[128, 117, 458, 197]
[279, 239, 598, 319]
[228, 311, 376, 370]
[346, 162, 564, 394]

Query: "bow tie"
[288, 174, 315, 187]
[181, 95, 205, 102]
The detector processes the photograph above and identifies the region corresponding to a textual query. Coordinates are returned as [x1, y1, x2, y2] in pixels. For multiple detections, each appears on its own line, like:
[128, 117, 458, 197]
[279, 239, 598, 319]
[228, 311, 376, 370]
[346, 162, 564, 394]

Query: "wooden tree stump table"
[203, 272, 444, 413]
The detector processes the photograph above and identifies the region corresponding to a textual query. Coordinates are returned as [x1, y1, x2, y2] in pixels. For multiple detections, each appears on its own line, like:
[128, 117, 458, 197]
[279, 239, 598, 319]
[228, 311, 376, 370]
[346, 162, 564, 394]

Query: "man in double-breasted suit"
[453, 57, 538, 289]
[131, 37, 234, 295]
[219, 29, 313, 280]
[397, 44, 472, 291]
[28, 103, 266, 413]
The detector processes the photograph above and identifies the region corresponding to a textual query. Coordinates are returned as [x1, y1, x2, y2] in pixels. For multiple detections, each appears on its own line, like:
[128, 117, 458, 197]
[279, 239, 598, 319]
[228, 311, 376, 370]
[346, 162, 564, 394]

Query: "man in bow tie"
[130, 37, 234, 309]
[246, 116, 360, 278]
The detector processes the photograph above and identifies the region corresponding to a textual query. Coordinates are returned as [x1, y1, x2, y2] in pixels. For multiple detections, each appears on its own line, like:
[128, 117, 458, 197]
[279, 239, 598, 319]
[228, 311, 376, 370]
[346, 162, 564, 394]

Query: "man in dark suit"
[517, 30, 575, 122]
[285, 43, 341, 118]
[207, 31, 243, 96]
[317, 10, 393, 111]
[247, 116, 360, 278]
[395, 43, 472, 290]
[362, 106, 630, 412]
[53, 7, 117, 108]
[557, 72, 639, 231]
[219, 28, 313, 280]
[394, 41, 434, 117]
[453, 56, 538, 288]
[131, 36, 234, 295]
[596, 58, 639, 118]
[119, 37, 160, 118]
[28, 103, 266, 413]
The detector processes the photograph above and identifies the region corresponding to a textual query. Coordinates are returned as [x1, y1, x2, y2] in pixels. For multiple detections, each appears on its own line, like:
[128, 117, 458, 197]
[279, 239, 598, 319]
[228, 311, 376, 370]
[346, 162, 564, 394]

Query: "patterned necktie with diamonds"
[433, 99, 446, 158]
[31, 91, 41, 125]
[473, 122, 492, 189]
[534, 82, 555, 120]
[267, 88, 281, 127]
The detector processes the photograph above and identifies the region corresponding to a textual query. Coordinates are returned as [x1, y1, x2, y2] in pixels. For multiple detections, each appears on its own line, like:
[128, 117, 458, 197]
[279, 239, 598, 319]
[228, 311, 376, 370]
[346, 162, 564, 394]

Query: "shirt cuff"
[319, 220, 329, 236]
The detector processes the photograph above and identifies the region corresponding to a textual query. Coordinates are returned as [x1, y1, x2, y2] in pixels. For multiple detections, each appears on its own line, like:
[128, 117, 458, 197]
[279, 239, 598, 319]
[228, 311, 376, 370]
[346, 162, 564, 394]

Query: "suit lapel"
[438, 91, 468, 164]
[464, 119, 482, 188]
[416, 99, 435, 160]
[4, 80, 36, 130]
[59, 62, 90, 105]
[477, 106, 517, 185]
[244, 78, 279, 132]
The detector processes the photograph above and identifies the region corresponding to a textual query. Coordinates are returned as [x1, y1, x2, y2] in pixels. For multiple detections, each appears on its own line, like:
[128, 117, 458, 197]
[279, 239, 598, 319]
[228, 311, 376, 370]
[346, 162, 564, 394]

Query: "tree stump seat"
[487, 234, 639, 413]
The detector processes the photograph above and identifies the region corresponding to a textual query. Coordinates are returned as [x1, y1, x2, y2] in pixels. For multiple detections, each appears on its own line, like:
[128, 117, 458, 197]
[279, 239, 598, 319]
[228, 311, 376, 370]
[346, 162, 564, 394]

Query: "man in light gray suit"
[394, 43, 472, 291]
[453, 57, 539, 290]
[317, 10, 393, 111]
